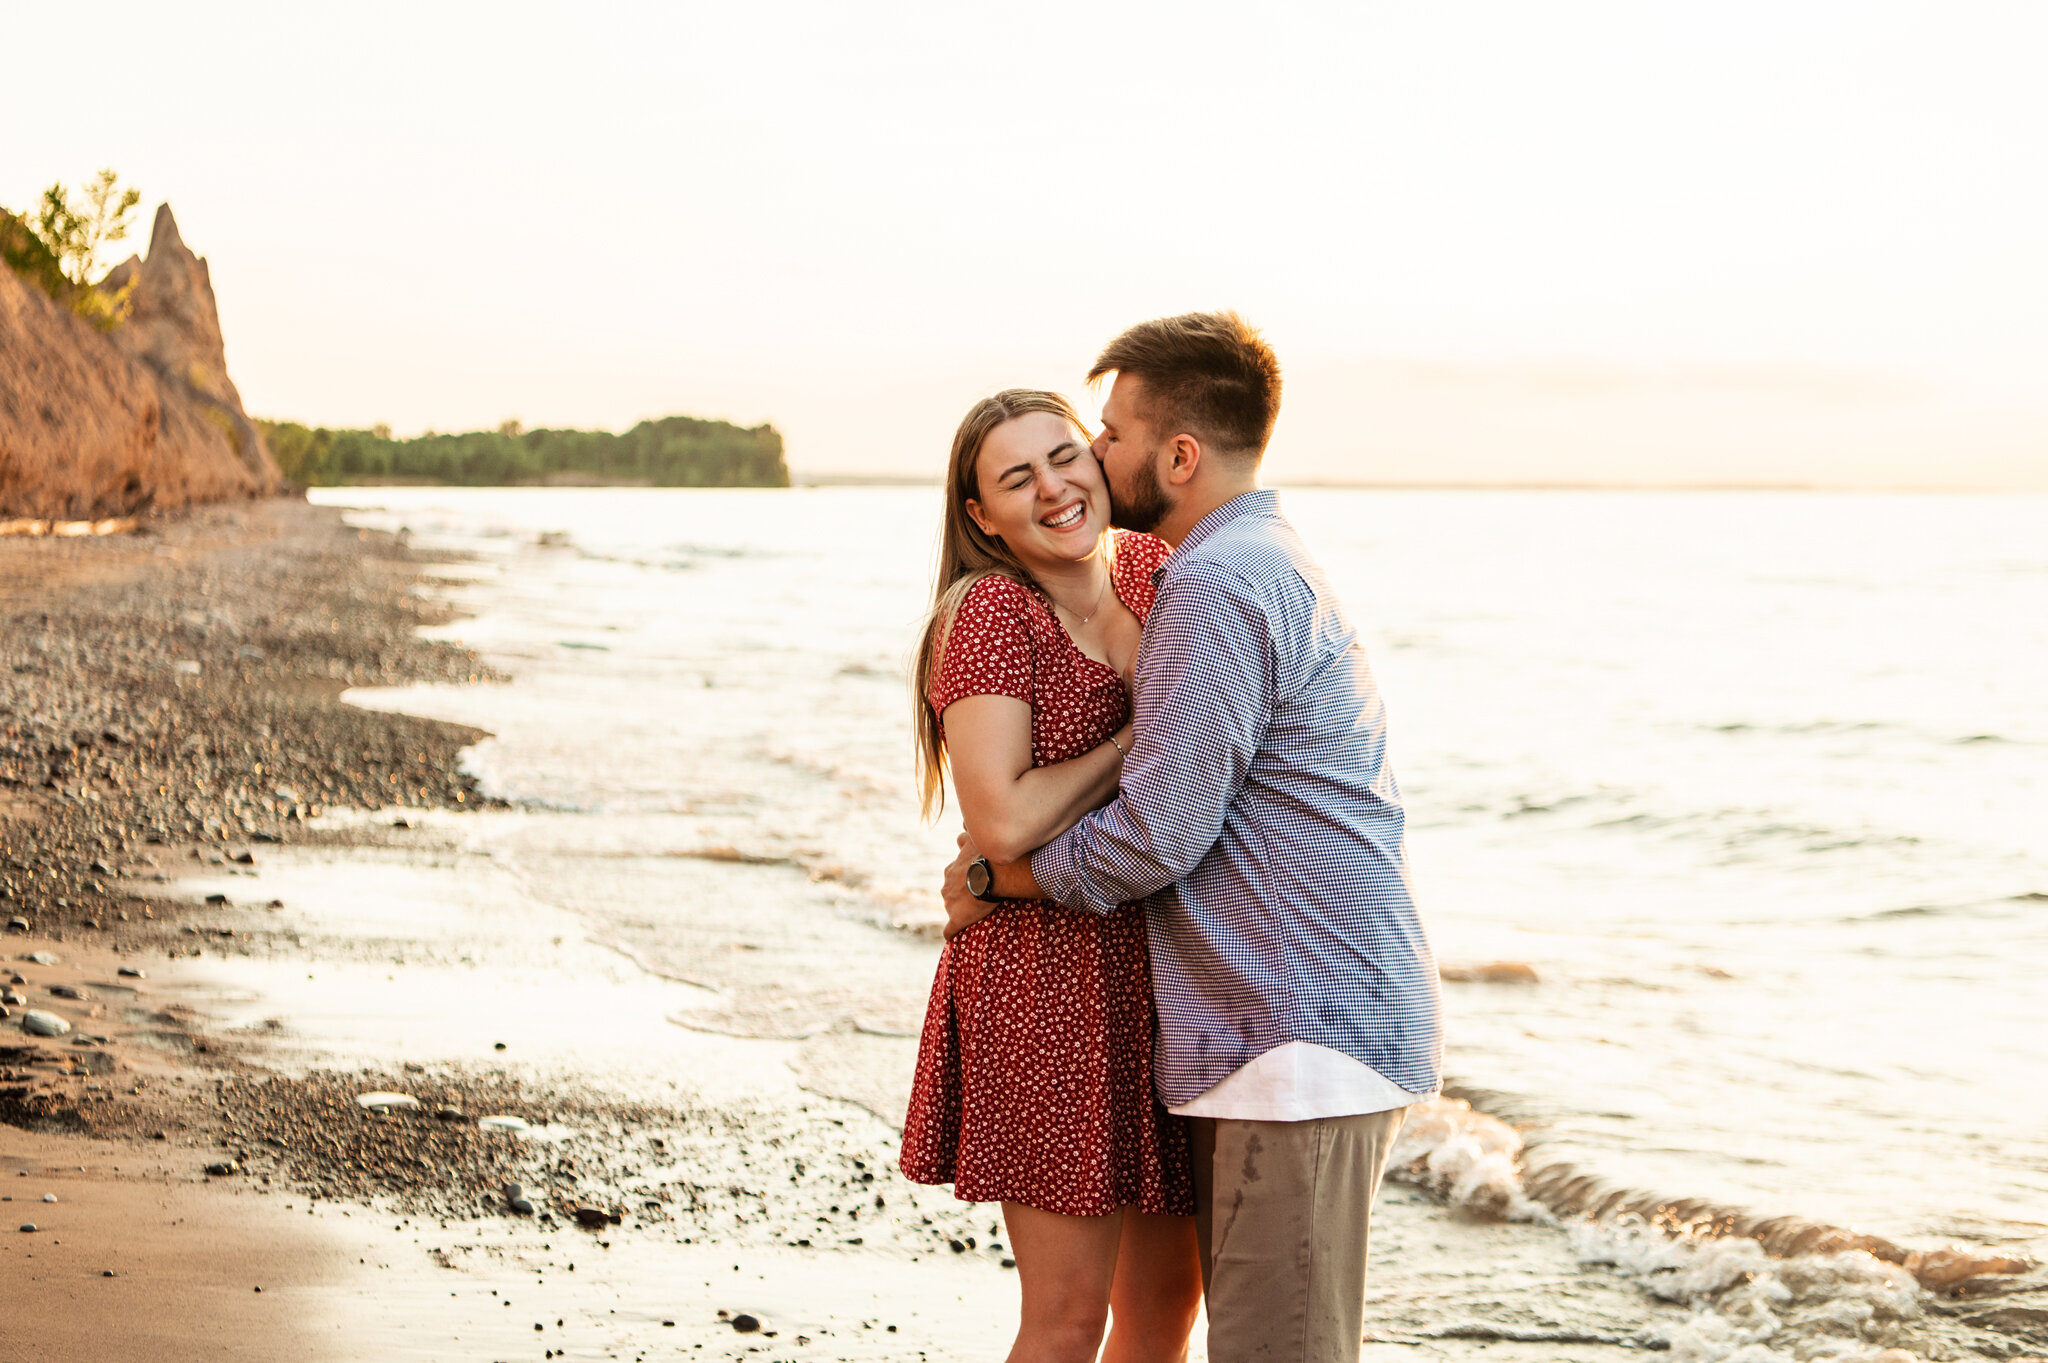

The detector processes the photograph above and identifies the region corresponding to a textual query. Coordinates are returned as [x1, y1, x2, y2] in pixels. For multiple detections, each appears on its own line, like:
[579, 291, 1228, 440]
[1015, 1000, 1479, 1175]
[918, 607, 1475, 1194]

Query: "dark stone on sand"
[205, 1160, 239, 1176]
[731, 1314, 761, 1333]
[573, 1204, 609, 1229]
[89, 860, 112, 875]
[948, 1238, 965, 1252]
[103, 1269, 115, 1276]
[493, 1041, 507, 1051]
[4, 918, 26, 934]
[509, 1197, 534, 1216]
[204, 893, 230, 905]
[232, 851, 254, 865]
[118, 967, 145, 978]
[49, 984, 91, 1000]
[436, 1106, 466, 1122]
[20, 1223, 37, 1232]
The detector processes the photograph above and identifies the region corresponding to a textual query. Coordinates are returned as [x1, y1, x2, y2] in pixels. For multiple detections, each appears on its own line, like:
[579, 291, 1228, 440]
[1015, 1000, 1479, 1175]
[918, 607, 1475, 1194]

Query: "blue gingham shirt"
[1032, 490, 1444, 1106]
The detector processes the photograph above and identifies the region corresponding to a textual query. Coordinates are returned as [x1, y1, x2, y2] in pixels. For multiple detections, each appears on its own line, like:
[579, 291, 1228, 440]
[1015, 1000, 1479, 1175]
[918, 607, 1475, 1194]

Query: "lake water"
[310, 484, 2048, 1266]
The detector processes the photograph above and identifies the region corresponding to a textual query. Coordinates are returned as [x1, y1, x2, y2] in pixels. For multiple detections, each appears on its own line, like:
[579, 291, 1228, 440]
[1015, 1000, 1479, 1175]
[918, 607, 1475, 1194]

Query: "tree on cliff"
[32, 169, 141, 329]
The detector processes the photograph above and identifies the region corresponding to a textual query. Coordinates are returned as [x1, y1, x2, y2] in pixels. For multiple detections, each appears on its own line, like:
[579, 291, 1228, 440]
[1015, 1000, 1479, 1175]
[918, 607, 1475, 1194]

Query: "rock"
[22, 1010, 71, 1036]
[204, 1160, 239, 1176]
[89, 860, 113, 875]
[434, 1106, 467, 1123]
[573, 1205, 610, 1229]
[117, 967, 145, 979]
[2, 991, 24, 1006]
[49, 984, 91, 1000]
[25, 952, 57, 965]
[354, 1092, 420, 1112]
[477, 1115, 529, 1134]
[0, 1006, 10, 1020]
[509, 1197, 534, 1216]
[203, 893, 229, 905]
[232, 851, 254, 866]
[4, 918, 26, 934]
[501, 1181, 523, 1202]
[731, 1314, 761, 1333]
[19, 1223, 37, 1233]
[41, 1194, 55, 1203]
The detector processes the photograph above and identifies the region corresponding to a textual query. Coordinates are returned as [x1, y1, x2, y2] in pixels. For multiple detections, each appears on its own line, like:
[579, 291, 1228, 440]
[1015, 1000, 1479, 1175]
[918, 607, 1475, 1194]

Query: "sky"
[7, 1, 2046, 487]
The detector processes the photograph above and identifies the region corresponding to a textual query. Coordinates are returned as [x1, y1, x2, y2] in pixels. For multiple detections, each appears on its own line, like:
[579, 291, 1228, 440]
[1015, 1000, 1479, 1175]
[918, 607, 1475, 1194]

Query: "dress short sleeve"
[929, 574, 1037, 718]
[1111, 530, 1172, 624]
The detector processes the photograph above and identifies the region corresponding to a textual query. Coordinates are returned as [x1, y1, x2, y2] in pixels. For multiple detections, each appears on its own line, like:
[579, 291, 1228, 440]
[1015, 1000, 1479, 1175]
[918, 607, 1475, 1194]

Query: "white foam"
[1388, 1097, 1547, 1222]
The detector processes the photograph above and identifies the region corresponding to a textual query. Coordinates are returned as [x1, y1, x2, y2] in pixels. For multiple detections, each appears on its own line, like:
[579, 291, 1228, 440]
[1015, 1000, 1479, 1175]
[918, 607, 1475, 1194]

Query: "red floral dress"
[900, 530, 1193, 1218]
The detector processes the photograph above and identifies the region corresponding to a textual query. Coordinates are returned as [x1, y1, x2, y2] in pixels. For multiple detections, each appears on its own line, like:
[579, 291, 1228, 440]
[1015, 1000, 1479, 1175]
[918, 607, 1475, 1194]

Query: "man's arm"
[942, 833, 1040, 939]
[1030, 562, 1273, 916]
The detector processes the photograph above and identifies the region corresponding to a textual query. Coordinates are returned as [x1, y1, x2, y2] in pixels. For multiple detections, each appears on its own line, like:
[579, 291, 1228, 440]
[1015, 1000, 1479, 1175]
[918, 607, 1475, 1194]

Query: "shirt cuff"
[1028, 833, 1095, 915]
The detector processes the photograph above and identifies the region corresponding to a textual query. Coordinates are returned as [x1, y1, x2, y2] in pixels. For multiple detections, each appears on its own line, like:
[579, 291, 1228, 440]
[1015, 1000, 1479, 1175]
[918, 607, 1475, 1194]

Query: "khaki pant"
[1189, 1109, 1407, 1363]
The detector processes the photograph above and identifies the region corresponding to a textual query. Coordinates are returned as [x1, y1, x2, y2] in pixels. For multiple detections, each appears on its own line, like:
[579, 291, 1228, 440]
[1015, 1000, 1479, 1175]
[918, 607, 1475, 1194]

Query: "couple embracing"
[900, 312, 1444, 1363]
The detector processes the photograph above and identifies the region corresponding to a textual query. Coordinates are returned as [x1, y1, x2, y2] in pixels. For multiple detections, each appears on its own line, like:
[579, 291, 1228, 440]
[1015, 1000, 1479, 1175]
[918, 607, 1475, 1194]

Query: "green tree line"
[259, 416, 790, 488]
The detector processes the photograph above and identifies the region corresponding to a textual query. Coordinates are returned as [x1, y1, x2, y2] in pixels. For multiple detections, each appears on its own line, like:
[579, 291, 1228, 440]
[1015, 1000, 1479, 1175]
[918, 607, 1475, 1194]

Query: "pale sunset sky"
[8, 1, 2045, 488]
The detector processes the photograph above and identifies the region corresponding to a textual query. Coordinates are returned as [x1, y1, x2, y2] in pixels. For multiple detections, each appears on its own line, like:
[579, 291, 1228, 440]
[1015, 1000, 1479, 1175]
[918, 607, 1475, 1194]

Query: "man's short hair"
[1088, 310, 1282, 457]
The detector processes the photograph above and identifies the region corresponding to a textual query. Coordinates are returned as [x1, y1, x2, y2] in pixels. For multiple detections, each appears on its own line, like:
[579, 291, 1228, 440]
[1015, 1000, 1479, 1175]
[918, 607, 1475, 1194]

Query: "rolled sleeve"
[1030, 561, 1273, 916]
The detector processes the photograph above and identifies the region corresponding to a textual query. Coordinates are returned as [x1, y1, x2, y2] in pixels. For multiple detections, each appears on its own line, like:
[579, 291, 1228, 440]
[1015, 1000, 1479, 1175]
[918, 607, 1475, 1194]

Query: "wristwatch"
[965, 855, 1000, 902]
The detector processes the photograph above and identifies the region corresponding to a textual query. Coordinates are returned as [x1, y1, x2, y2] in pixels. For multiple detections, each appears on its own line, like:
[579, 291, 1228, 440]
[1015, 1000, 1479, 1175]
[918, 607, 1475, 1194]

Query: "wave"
[1388, 1090, 2042, 1362]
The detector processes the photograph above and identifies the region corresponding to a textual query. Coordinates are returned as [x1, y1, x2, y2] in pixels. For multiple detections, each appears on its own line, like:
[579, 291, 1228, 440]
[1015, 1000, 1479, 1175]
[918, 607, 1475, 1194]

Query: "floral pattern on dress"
[899, 530, 1193, 1218]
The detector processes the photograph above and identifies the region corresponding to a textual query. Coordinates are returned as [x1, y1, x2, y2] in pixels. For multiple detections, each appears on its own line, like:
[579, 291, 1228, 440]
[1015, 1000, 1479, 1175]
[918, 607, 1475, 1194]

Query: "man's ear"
[964, 497, 998, 538]
[1165, 433, 1203, 487]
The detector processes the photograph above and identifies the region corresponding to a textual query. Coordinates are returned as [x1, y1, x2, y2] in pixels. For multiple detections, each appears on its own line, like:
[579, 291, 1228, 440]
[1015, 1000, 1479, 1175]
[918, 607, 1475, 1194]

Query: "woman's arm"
[940, 693, 1129, 865]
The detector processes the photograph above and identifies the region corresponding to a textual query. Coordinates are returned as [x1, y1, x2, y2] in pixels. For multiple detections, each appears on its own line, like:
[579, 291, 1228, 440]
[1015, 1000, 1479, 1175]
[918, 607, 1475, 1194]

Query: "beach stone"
[731, 1314, 761, 1333]
[4, 917, 26, 934]
[204, 893, 229, 905]
[573, 1205, 609, 1229]
[232, 851, 254, 865]
[2, 990, 21, 1004]
[354, 1091, 421, 1112]
[23, 1010, 71, 1036]
[502, 1182, 523, 1202]
[19, 1223, 36, 1232]
[117, 967, 145, 979]
[0, 1006, 9, 1020]
[205, 1160, 239, 1176]
[435, 1106, 466, 1123]
[49, 984, 91, 1000]
[41, 1194, 55, 1203]
[25, 952, 57, 965]
[478, 1114, 530, 1134]
[509, 1197, 534, 1216]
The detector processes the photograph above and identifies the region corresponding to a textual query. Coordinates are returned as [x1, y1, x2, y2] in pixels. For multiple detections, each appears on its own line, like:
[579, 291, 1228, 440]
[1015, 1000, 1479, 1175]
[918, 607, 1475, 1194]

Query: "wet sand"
[6, 499, 2044, 1362]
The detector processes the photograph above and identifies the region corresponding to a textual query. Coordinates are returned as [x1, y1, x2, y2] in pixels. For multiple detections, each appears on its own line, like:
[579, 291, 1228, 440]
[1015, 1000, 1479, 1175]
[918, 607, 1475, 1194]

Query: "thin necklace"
[1047, 568, 1110, 626]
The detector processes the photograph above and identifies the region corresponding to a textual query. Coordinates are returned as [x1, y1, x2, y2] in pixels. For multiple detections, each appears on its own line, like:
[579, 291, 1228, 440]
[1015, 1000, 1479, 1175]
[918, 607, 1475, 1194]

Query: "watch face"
[966, 858, 991, 898]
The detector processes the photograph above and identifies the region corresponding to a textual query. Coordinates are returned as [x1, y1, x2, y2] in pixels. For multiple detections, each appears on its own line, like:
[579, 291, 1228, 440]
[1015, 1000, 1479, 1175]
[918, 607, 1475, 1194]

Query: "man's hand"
[943, 831, 998, 941]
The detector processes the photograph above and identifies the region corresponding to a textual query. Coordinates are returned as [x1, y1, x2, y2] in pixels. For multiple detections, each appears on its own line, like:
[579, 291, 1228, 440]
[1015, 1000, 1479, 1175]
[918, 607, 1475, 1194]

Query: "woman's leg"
[1102, 1210, 1204, 1363]
[1001, 1200, 1127, 1363]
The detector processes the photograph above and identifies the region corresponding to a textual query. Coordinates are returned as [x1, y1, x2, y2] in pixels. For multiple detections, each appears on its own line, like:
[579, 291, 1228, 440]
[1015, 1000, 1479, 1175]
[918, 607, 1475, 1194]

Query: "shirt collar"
[1175, 488, 1278, 558]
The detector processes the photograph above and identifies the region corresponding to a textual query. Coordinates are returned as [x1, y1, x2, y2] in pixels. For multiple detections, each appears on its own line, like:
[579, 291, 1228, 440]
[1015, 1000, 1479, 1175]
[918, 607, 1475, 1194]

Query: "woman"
[901, 390, 1201, 1363]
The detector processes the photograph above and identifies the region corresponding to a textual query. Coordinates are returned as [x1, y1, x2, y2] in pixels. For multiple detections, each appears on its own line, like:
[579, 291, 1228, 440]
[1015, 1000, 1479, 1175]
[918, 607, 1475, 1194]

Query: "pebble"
[49, 984, 91, 1000]
[4, 917, 26, 934]
[355, 1092, 421, 1111]
[573, 1205, 611, 1229]
[203, 893, 230, 906]
[41, 1194, 56, 1203]
[1, 989, 20, 1005]
[434, 1106, 467, 1123]
[731, 1314, 762, 1333]
[205, 1160, 240, 1176]
[117, 967, 145, 979]
[0, 1006, 9, 1019]
[19, 1223, 36, 1233]
[23, 1010, 71, 1036]
[25, 952, 57, 965]
[477, 1115, 530, 1134]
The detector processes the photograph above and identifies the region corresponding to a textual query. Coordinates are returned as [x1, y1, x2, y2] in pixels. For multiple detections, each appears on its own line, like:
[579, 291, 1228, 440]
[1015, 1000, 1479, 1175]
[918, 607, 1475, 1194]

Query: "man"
[943, 311, 1443, 1362]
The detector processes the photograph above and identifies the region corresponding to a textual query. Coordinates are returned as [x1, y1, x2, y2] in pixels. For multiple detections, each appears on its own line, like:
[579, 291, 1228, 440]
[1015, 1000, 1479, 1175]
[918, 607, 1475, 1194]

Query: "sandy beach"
[6, 497, 2045, 1363]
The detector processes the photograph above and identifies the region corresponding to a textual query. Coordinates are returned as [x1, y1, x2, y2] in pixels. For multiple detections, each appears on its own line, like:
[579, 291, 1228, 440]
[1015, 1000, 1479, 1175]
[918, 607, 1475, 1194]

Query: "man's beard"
[1109, 452, 1171, 534]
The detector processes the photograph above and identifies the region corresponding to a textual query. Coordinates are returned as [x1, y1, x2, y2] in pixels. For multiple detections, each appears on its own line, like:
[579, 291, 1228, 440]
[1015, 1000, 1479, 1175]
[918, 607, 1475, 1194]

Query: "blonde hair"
[912, 389, 1102, 819]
